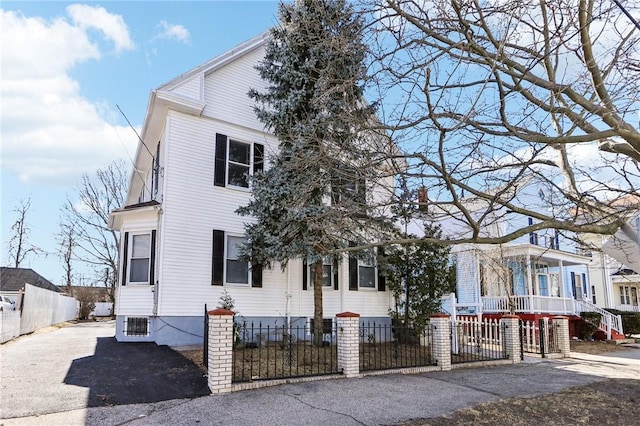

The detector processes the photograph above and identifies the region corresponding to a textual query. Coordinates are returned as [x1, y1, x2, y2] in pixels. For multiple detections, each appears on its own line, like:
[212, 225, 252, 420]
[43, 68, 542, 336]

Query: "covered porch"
[481, 295, 576, 315]
[476, 243, 593, 316]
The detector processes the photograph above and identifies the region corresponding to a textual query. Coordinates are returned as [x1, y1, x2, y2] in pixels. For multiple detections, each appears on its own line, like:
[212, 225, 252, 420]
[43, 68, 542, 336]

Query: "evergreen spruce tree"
[238, 0, 395, 346]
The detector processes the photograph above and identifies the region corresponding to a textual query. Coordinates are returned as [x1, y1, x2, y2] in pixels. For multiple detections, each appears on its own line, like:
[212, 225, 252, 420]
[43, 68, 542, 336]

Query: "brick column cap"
[336, 311, 360, 318]
[430, 312, 451, 318]
[502, 314, 520, 319]
[208, 308, 234, 316]
[552, 315, 569, 320]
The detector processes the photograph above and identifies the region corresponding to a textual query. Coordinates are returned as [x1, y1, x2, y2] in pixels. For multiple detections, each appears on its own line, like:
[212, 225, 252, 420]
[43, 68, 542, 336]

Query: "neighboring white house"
[108, 33, 395, 346]
[412, 185, 625, 338]
[585, 214, 640, 313]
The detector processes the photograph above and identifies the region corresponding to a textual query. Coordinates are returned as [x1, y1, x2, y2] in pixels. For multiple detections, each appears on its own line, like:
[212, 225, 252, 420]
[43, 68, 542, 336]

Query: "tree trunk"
[313, 259, 324, 348]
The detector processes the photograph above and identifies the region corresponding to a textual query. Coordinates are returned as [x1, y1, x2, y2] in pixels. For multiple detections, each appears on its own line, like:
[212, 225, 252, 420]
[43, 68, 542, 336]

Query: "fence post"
[207, 308, 234, 394]
[430, 313, 452, 371]
[336, 312, 360, 378]
[500, 315, 521, 364]
[552, 316, 570, 357]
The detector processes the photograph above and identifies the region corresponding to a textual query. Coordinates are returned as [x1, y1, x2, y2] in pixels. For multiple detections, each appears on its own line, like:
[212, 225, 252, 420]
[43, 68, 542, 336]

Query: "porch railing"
[573, 299, 624, 338]
[614, 304, 640, 313]
[482, 296, 574, 314]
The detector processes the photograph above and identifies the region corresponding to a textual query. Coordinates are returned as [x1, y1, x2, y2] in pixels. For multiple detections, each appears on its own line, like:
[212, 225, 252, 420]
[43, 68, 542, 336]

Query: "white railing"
[451, 316, 503, 356]
[614, 304, 640, 313]
[574, 299, 624, 339]
[520, 319, 540, 353]
[482, 296, 575, 315]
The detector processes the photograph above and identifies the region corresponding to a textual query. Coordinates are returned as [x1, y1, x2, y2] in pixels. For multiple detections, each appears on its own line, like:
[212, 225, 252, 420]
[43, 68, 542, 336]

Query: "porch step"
[609, 330, 627, 340]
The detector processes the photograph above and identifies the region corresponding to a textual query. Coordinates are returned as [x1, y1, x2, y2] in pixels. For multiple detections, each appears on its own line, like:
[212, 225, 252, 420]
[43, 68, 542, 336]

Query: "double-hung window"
[211, 230, 262, 287]
[309, 257, 335, 288]
[214, 133, 264, 189]
[348, 248, 385, 291]
[302, 257, 338, 290]
[121, 231, 156, 286]
[226, 236, 249, 284]
[621, 286, 631, 305]
[358, 257, 376, 289]
[331, 165, 365, 206]
[228, 140, 251, 188]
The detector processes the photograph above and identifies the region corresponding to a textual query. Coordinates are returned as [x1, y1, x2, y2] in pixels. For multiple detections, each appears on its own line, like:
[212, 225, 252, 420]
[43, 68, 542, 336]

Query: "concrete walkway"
[2, 321, 639, 426]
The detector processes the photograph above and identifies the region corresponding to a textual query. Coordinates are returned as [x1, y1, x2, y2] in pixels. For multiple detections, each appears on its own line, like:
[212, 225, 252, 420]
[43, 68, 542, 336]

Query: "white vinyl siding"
[118, 42, 395, 321]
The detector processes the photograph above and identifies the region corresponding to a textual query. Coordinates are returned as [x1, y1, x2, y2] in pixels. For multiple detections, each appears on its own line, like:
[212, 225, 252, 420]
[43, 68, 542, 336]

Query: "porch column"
[526, 254, 534, 312]
[500, 315, 521, 364]
[336, 312, 360, 378]
[207, 308, 234, 394]
[430, 313, 452, 371]
[552, 316, 570, 357]
[558, 260, 568, 313]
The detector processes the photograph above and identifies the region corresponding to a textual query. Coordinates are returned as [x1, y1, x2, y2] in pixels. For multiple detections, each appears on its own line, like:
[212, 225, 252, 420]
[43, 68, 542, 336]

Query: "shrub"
[577, 312, 602, 340]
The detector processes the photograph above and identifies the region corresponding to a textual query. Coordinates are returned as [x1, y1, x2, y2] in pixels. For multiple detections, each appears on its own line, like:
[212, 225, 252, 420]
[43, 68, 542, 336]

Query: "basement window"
[125, 317, 149, 336]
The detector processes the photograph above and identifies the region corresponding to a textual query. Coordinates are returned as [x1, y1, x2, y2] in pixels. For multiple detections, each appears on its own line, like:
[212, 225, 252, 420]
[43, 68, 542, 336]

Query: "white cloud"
[155, 20, 191, 44]
[0, 7, 138, 185]
[66, 4, 135, 53]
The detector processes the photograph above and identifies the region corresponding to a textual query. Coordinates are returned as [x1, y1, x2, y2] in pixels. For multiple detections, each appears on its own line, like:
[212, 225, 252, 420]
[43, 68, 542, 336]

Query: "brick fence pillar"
[336, 312, 360, 378]
[430, 313, 451, 371]
[552, 316, 571, 357]
[500, 315, 521, 363]
[207, 308, 234, 394]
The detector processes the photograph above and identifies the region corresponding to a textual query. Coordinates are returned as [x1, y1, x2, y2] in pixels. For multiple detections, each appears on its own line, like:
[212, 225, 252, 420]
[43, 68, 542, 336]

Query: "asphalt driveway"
[0, 321, 209, 420]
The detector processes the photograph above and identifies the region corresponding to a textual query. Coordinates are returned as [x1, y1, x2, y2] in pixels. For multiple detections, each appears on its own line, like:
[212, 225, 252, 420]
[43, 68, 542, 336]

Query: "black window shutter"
[149, 230, 156, 286]
[214, 133, 227, 187]
[212, 230, 224, 285]
[252, 264, 263, 288]
[302, 258, 308, 290]
[377, 247, 386, 291]
[570, 272, 576, 298]
[333, 257, 339, 290]
[253, 143, 264, 174]
[121, 232, 129, 286]
[349, 254, 358, 291]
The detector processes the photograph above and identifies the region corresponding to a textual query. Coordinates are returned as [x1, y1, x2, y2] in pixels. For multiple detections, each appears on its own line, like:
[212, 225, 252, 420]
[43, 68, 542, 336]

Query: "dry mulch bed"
[405, 379, 640, 426]
[569, 339, 634, 355]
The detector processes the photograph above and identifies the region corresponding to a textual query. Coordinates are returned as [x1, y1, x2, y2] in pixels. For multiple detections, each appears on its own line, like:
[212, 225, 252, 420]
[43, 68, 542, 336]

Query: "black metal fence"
[359, 321, 434, 371]
[232, 320, 339, 383]
[519, 318, 561, 358]
[451, 318, 508, 364]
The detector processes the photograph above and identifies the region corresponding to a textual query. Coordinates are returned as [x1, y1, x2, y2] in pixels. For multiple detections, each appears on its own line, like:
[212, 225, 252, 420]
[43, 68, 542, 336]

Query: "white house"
[586, 214, 640, 313]
[415, 185, 625, 338]
[108, 33, 395, 346]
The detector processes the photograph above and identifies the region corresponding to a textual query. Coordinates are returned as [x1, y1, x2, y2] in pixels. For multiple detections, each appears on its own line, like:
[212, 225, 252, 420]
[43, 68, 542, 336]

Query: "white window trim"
[308, 257, 335, 288]
[357, 256, 377, 290]
[226, 138, 253, 190]
[224, 234, 251, 286]
[127, 231, 152, 286]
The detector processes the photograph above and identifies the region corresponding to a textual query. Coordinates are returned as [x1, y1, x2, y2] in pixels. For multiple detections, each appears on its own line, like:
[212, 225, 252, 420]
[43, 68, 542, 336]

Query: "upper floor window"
[331, 166, 365, 206]
[228, 140, 251, 188]
[214, 133, 264, 189]
[151, 142, 161, 197]
[122, 231, 156, 286]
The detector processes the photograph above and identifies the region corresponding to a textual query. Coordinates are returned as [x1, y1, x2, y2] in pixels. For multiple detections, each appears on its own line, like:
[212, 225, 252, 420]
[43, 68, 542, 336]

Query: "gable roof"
[0, 267, 61, 293]
[125, 32, 270, 207]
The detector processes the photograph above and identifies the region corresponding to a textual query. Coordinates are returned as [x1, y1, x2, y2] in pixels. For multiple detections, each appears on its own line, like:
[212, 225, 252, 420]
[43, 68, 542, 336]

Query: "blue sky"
[1, 1, 281, 284]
